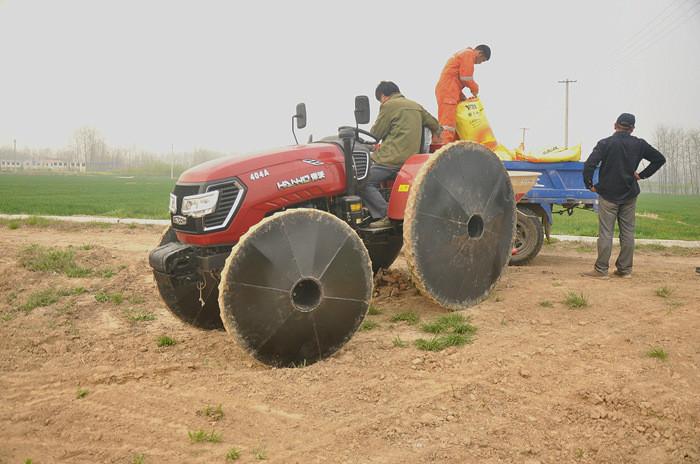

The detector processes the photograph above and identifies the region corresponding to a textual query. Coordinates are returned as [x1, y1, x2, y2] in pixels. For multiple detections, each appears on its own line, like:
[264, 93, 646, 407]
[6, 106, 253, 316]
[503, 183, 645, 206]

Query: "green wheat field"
[1, 172, 698, 240]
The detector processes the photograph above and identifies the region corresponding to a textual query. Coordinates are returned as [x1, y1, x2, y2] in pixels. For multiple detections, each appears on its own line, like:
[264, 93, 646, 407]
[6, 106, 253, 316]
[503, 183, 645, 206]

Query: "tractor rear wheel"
[404, 142, 516, 310]
[153, 227, 224, 329]
[219, 209, 373, 367]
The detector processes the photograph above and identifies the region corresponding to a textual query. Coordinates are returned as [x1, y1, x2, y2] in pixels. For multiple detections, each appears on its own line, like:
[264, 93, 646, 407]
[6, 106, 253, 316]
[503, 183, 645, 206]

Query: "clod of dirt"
[373, 268, 415, 299]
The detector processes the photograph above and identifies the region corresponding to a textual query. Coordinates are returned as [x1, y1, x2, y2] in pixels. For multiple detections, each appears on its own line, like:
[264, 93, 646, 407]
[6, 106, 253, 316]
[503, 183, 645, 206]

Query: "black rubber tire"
[510, 206, 544, 266]
[153, 227, 224, 329]
[219, 209, 373, 367]
[364, 231, 403, 273]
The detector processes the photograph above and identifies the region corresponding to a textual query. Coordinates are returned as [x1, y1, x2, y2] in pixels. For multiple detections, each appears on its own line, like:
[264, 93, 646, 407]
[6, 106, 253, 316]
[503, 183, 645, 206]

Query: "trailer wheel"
[219, 209, 373, 367]
[510, 206, 544, 266]
[153, 227, 224, 330]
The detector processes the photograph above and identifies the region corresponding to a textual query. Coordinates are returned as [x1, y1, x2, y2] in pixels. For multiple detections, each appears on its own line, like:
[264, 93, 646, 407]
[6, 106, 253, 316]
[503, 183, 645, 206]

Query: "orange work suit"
[435, 48, 480, 143]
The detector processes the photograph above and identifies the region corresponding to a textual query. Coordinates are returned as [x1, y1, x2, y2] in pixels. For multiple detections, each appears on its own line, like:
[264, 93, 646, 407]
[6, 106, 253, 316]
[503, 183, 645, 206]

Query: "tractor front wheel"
[219, 209, 373, 367]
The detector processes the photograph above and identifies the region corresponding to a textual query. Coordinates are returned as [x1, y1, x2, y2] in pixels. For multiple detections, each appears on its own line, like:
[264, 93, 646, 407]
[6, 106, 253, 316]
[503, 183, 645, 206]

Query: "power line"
[608, 0, 694, 62]
[606, 1, 700, 73]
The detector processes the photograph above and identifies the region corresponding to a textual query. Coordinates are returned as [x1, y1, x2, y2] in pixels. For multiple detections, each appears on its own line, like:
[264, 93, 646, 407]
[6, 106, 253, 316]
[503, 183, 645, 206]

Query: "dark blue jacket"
[583, 131, 665, 204]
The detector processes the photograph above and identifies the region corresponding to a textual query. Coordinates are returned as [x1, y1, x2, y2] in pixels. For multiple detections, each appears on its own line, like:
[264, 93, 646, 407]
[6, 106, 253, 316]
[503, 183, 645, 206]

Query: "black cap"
[616, 113, 635, 128]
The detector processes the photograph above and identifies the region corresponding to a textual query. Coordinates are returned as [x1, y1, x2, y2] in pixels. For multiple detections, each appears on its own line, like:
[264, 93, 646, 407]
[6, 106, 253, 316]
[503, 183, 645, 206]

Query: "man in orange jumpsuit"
[435, 44, 491, 143]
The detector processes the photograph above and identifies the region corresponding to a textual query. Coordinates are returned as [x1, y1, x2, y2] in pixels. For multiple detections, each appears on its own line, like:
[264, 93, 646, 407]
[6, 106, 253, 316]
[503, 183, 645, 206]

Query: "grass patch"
[94, 291, 124, 304]
[188, 429, 222, 443]
[646, 347, 668, 361]
[367, 305, 382, 315]
[415, 313, 477, 352]
[253, 446, 267, 460]
[198, 404, 224, 421]
[421, 313, 476, 335]
[564, 292, 588, 309]
[132, 454, 145, 464]
[390, 311, 419, 325]
[157, 335, 176, 347]
[100, 269, 116, 278]
[359, 320, 379, 331]
[128, 295, 146, 305]
[20, 289, 60, 312]
[539, 300, 553, 308]
[392, 335, 408, 348]
[415, 333, 472, 351]
[76, 388, 89, 399]
[18, 287, 85, 312]
[19, 244, 92, 277]
[655, 287, 672, 298]
[24, 216, 53, 227]
[8, 220, 20, 229]
[226, 448, 241, 461]
[125, 308, 156, 322]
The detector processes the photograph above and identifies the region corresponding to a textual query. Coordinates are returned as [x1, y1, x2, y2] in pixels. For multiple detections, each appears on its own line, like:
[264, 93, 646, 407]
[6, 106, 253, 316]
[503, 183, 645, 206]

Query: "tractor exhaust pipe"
[339, 127, 357, 196]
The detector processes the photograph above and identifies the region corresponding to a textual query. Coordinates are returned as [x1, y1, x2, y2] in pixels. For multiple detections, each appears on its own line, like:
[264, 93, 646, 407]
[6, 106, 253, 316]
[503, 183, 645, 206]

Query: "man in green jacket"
[361, 81, 441, 228]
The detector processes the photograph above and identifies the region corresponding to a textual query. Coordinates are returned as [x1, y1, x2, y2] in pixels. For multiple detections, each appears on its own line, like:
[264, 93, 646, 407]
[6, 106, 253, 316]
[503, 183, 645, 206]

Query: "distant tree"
[648, 126, 700, 195]
[73, 127, 106, 170]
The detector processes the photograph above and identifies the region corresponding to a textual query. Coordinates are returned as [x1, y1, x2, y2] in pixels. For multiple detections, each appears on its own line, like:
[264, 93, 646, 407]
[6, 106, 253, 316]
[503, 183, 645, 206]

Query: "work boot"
[613, 270, 632, 278]
[368, 217, 392, 229]
[581, 270, 609, 279]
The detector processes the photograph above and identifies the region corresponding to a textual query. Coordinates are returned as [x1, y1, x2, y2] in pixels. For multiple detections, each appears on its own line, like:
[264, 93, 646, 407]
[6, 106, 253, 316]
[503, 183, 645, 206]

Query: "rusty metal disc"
[153, 227, 224, 329]
[403, 142, 515, 310]
[219, 209, 373, 367]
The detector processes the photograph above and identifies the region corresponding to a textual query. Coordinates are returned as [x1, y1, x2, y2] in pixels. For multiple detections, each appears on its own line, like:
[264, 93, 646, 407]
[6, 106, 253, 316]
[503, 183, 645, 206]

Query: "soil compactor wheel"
[219, 209, 373, 367]
[404, 141, 516, 310]
[153, 227, 224, 329]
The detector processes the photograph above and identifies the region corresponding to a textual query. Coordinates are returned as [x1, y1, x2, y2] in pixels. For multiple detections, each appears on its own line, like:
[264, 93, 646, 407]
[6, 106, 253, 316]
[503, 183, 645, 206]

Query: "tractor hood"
[178, 143, 344, 183]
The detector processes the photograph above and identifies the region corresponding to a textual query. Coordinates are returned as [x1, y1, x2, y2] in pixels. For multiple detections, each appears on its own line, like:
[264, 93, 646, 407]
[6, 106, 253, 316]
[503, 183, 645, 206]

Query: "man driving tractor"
[359, 81, 441, 229]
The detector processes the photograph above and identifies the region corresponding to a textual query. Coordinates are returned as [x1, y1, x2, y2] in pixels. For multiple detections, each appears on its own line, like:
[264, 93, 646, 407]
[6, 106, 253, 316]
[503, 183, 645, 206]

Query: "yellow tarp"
[515, 145, 581, 162]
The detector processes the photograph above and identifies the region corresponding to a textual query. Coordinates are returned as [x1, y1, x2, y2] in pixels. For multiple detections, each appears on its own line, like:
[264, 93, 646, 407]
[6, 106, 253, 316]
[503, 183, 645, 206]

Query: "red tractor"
[149, 97, 522, 367]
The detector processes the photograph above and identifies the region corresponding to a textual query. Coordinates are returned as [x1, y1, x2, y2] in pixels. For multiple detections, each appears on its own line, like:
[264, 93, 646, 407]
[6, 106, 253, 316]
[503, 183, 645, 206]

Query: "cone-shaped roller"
[219, 209, 373, 367]
[404, 142, 515, 310]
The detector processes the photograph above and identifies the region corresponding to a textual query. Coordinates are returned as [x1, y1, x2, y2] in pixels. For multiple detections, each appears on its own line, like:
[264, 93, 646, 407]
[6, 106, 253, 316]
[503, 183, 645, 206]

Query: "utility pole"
[519, 127, 529, 150]
[558, 79, 577, 148]
[170, 144, 174, 179]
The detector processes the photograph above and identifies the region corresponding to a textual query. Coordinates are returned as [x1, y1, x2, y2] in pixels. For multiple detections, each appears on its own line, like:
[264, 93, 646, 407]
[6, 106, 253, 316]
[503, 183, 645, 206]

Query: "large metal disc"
[219, 209, 373, 367]
[153, 227, 224, 329]
[404, 141, 515, 310]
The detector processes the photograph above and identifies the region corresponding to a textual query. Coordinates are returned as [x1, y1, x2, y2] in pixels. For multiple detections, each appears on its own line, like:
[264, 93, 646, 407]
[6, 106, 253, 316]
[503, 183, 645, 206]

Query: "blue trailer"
[504, 161, 599, 265]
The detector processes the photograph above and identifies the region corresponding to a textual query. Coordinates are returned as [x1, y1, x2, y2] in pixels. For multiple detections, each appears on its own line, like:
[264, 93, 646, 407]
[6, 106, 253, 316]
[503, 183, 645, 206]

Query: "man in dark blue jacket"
[582, 113, 666, 278]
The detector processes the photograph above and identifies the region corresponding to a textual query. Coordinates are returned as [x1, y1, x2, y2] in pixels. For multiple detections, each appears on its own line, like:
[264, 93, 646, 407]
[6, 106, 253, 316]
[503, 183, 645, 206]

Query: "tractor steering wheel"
[338, 126, 379, 145]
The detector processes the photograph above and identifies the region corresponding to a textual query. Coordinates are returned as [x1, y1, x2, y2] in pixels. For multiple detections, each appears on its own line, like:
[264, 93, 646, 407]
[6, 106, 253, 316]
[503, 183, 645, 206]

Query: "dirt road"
[1, 223, 699, 463]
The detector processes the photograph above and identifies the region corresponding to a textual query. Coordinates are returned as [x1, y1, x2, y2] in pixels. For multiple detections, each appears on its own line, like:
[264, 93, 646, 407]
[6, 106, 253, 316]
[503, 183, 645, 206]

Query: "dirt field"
[1, 224, 699, 464]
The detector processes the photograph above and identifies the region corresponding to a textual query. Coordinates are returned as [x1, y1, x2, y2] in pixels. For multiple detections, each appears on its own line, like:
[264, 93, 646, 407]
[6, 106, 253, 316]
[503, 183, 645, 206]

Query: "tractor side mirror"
[295, 103, 307, 129]
[354, 96, 370, 125]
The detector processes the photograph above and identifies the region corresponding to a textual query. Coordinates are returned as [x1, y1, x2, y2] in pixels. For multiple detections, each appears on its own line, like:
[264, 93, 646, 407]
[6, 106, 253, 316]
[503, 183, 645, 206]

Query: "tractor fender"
[387, 154, 430, 220]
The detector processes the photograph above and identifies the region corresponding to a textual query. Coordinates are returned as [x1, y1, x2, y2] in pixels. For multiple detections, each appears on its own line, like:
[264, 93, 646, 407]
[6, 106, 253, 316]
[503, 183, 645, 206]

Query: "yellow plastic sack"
[455, 97, 498, 150]
[515, 145, 581, 162]
[493, 144, 515, 161]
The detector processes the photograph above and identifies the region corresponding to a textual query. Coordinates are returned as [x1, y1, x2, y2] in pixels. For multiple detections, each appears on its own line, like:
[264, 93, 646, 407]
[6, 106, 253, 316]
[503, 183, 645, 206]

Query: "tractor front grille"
[170, 177, 245, 234]
[204, 181, 244, 230]
[352, 151, 370, 180]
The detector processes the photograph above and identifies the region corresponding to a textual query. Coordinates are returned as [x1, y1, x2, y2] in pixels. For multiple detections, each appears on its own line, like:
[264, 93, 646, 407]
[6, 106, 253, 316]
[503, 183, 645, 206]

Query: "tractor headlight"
[181, 190, 220, 218]
[169, 193, 177, 214]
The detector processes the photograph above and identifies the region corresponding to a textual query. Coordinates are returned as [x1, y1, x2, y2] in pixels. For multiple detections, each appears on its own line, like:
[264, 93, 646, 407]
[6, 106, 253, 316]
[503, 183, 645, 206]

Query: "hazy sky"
[1, 0, 699, 157]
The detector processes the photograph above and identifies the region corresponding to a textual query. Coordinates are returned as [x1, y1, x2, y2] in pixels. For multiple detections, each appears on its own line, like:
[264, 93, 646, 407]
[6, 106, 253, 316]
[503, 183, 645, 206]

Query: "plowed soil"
[1, 224, 699, 463]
